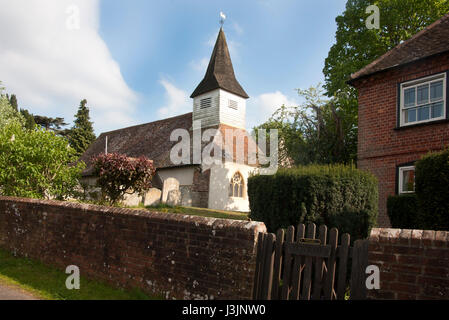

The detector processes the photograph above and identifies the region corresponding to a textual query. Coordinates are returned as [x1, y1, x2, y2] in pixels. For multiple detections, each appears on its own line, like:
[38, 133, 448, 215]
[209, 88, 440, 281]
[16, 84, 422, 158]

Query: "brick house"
[349, 14, 449, 227]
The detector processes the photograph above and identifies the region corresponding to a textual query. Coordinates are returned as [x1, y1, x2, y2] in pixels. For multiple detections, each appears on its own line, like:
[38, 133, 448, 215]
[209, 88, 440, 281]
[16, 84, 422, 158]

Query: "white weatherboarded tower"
[190, 28, 249, 129]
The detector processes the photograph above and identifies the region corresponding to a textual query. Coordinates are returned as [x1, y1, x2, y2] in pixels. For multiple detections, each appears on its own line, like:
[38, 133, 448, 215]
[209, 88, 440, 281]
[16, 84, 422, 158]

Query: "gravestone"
[167, 190, 182, 206]
[162, 178, 180, 203]
[143, 188, 162, 206]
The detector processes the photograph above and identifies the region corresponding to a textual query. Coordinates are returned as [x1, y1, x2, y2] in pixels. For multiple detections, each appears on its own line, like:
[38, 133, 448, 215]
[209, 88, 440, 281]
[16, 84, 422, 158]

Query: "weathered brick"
[0, 196, 265, 300]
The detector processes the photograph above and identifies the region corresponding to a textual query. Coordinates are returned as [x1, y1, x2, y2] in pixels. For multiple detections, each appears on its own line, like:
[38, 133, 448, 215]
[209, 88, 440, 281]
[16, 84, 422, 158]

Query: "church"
[80, 27, 260, 212]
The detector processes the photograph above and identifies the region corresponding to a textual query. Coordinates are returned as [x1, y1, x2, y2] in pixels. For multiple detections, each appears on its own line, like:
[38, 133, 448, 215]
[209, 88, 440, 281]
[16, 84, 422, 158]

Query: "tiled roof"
[350, 13, 449, 82]
[80, 113, 194, 175]
[191, 28, 249, 99]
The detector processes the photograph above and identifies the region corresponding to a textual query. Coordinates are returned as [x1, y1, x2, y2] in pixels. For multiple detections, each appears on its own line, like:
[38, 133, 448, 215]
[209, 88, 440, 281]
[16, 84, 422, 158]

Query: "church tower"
[191, 28, 249, 129]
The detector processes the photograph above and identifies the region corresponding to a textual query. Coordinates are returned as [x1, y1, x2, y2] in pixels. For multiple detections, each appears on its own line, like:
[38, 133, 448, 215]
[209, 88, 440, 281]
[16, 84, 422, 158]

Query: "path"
[0, 281, 39, 300]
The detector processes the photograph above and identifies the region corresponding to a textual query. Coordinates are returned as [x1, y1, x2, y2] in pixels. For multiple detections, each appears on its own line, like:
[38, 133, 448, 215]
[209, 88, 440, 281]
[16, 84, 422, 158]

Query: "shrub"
[0, 122, 85, 199]
[415, 149, 449, 231]
[387, 194, 419, 229]
[248, 165, 378, 240]
[93, 153, 155, 205]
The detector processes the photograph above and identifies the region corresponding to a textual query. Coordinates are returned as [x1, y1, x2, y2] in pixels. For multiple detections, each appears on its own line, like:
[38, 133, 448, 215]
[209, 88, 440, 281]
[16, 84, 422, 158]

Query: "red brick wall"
[368, 228, 449, 300]
[353, 51, 449, 227]
[0, 196, 266, 300]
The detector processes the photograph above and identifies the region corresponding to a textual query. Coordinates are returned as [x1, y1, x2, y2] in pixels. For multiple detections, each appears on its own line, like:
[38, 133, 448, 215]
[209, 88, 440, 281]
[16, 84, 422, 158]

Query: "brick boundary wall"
[368, 228, 449, 300]
[0, 196, 266, 300]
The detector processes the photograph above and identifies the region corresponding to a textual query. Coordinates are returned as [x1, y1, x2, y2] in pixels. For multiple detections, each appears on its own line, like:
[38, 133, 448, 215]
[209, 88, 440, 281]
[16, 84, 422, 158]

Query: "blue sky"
[0, 0, 347, 134]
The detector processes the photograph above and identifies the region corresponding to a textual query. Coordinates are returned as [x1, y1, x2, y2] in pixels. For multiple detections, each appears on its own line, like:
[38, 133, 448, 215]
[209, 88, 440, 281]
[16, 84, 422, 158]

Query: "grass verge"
[143, 203, 249, 221]
[0, 248, 160, 300]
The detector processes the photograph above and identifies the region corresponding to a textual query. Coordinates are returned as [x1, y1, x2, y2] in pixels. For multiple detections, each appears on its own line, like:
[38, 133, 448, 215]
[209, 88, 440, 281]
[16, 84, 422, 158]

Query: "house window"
[398, 166, 415, 194]
[200, 97, 212, 109]
[228, 99, 238, 110]
[229, 172, 244, 198]
[399, 72, 446, 127]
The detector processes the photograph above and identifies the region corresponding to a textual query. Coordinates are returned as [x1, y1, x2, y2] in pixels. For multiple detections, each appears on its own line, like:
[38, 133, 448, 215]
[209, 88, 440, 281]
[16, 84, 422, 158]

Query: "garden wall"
[368, 228, 449, 300]
[0, 196, 266, 300]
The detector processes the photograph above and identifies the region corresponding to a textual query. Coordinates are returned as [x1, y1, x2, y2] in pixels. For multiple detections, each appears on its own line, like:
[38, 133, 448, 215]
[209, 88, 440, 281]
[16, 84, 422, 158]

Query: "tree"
[20, 108, 36, 130]
[33, 115, 68, 133]
[9, 94, 18, 112]
[322, 0, 449, 163]
[0, 95, 24, 128]
[68, 99, 96, 156]
[93, 153, 155, 205]
[255, 85, 357, 166]
[0, 122, 85, 200]
[324, 0, 449, 97]
[0, 84, 34, 130]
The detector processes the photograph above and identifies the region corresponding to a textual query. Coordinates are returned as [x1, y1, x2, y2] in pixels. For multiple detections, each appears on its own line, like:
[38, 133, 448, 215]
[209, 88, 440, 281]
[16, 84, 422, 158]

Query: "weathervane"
[219, 11, 226, 28]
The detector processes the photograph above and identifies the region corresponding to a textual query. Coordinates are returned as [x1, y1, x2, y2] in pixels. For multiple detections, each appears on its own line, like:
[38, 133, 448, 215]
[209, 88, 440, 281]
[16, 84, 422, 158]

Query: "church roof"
[191, 28, 249, 99]
[349, 13, 449, 83]
[80, 113, 194, 176]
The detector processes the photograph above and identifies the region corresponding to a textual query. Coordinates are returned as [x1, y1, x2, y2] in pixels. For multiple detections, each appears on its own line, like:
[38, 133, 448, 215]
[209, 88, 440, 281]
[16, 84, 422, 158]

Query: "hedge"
[415, 148, 449, 231]
[248, 165, 378, 240]
[387, 194, 419, 229]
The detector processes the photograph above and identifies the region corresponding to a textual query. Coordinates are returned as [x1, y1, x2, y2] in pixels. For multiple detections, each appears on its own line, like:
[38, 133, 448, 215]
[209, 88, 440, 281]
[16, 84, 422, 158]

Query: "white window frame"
[398, 165, 415, 194]
[399, 72, 446, 127]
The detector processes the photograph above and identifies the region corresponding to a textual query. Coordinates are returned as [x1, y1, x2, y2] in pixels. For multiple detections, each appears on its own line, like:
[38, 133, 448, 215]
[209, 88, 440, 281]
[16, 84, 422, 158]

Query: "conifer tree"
[68, 99, 96, 156]
[9, 94, 18, 112]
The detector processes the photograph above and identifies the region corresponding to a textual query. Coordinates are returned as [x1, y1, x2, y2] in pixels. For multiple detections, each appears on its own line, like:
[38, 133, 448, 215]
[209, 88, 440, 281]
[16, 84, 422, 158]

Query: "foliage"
[68, 99, 96, 156]
[93, 153, 155, 205]
[20, 108, 36, 130]
[415, 149, 449, 230]
[1, 87, 35, 130]
[324, 0, 449, 97]
[0, 122, 85, 200]
[320, 0, 449, 164]
[33, 115, 69, 136]
[255, 85, 358, 166]
[387, 194, 419, 229]
[248, 165, 378, 240]
[8, 94, 18, 111]
[0, 95, 25, 128]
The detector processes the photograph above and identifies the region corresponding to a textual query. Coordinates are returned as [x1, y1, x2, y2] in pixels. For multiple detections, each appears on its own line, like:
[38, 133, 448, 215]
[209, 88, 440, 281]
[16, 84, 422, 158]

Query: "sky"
[0, 0, 347, 134]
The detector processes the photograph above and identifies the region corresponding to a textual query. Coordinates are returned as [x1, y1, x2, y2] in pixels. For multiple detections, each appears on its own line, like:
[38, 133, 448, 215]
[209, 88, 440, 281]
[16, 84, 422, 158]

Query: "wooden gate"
[253, 223, 369, 300]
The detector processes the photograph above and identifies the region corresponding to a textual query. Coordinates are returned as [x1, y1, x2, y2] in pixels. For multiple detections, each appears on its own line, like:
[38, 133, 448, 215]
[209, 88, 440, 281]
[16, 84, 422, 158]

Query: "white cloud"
[157, 79, 190, 117]
[247, 91, 298, 129]
[0, 0, 138, 134]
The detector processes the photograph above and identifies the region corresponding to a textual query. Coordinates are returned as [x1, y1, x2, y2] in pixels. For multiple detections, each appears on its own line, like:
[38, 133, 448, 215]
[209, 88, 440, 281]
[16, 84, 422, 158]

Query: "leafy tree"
[255, 85, 357, 166]
[324, 0, 449, 97]
[321, 0, 449, 163]
[0, 122, 85, 199]
[0, 95, 24, 128]
[68, 99, 96, 156]
[93, 153, 155, 205]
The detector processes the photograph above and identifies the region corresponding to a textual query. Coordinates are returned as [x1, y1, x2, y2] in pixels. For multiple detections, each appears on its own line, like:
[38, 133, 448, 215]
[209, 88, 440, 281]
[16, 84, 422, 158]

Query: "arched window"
[229, 172, 244, 198]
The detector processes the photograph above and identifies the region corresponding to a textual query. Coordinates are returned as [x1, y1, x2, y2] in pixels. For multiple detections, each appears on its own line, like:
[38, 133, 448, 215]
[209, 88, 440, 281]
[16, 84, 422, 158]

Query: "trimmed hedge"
[387, 194, 419, 229]
[415, 149, 449, 231]
[248, 165, 378, 240]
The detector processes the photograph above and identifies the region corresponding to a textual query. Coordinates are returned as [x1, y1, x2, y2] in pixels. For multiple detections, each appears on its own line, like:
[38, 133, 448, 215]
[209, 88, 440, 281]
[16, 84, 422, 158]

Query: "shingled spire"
[191, 28, 249, 99]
